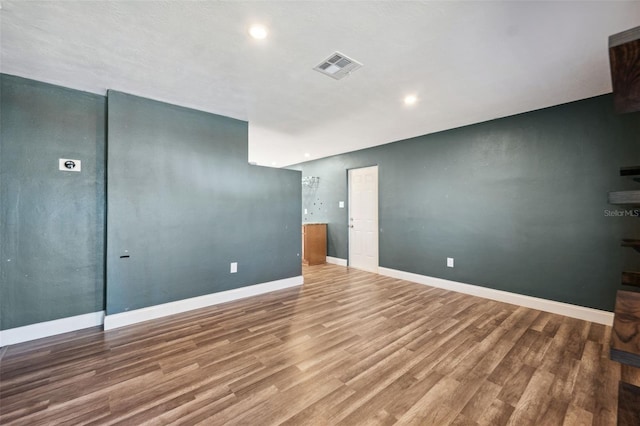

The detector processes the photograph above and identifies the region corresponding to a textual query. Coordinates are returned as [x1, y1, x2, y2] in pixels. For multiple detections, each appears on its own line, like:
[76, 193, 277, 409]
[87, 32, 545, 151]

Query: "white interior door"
[348, 166, 378, 272]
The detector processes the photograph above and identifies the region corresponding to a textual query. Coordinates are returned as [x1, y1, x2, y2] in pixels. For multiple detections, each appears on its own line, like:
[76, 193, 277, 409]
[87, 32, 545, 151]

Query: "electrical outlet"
[230, 262, 238, 273]
[447, 257, 454, 268]
[339, 201, 345, 208]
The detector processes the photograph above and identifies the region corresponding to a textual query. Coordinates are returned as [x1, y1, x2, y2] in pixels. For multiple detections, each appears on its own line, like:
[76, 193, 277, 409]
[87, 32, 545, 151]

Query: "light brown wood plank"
[0, 264, 621, 425]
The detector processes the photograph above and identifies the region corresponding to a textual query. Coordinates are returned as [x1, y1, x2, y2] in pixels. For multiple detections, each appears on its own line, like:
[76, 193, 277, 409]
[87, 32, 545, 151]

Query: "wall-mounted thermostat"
[59, 158, 81, 172]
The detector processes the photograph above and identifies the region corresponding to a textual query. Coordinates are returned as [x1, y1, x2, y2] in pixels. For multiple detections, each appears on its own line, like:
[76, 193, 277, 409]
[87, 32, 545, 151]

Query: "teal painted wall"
[1, 75, 301, 329]
[4, 71, 636, 328]
[106, 91, 301, 314]
[1, 75, 106, 329]
[291, 95, 640, 311]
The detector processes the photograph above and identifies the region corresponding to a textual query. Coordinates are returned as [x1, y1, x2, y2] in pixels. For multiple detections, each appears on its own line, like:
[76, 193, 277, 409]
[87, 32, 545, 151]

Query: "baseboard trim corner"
[326, 256, 348, 267]
[104, 275, 304, 331]
[0, 311, 105, 347]
[378, 267, 613, 326]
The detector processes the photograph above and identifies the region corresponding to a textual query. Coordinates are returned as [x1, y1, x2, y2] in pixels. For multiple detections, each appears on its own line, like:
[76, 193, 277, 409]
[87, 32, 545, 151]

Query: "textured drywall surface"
[0, 74, 106, 329]
[291, 95, 640, 311]
[106, 91, 301, 315]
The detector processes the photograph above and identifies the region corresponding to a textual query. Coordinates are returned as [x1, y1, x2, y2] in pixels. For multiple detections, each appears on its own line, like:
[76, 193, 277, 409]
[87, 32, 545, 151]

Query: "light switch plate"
[230, 262, 238, 273]
[447, 257, 454, 268]
[59, 158, 81, 172]
[339, 201, 345, 208]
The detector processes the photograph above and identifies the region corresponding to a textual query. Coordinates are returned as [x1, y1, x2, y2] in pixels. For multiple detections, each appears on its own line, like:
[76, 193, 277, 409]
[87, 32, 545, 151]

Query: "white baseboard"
[326, 256, 348, 267]
[0, 276, 304, 345]
[3, 268, 611, 346]
[378, 267, 614, 326]
[104, 275, 304, 331]
[0, 311, 105, 347]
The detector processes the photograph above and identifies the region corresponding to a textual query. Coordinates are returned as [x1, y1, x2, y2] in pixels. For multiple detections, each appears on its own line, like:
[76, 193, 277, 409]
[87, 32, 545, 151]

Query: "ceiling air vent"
[313, 51, 362, 80]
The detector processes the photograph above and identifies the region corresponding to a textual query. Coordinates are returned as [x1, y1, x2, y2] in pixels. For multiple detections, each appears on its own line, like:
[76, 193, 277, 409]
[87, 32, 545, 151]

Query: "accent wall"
[106, 91, 301, 315]
[291, 94, 640, 312]
[1, 74, 302, 332]
[0, 75, 106, 329]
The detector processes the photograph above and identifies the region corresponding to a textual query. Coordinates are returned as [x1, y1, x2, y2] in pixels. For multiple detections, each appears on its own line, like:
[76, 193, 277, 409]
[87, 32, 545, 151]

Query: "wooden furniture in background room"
[302, 223, 326, 266]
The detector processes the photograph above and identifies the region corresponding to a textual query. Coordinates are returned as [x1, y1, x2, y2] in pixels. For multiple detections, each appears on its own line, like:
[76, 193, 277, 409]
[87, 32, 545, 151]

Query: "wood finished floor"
[0, 264, 621, 425]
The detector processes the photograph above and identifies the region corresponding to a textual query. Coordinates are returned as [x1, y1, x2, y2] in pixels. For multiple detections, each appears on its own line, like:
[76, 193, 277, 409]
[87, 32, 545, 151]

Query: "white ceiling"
[1, 1, 639, 167]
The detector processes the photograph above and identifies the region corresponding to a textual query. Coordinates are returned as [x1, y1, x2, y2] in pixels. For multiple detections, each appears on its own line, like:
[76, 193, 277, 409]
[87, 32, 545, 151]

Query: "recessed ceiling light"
[404, 94, 418, 106]
[304, 153, 310, 158]
[249, 25, 268, 40]
[271, 161, 277, 166]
